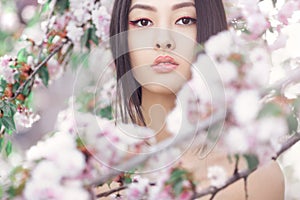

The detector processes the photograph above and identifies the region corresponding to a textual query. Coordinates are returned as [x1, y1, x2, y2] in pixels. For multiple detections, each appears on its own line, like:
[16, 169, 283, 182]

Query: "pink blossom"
[246, 13, 270, 38]
[269, 32, 289, 51]
[0, 55, 17, 84]
[278, 0, 300, 25]
[92, 5, 111, 39]
[178, 191, 193, 200]
[126, 176, 149, 200]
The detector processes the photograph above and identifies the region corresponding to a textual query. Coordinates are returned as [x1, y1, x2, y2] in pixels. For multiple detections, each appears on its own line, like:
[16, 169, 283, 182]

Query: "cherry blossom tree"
[0, 0, 300, 199]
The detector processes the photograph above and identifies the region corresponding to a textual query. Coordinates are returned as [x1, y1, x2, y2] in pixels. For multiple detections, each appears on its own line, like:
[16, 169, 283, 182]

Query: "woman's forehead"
[130, 0, 195, 7]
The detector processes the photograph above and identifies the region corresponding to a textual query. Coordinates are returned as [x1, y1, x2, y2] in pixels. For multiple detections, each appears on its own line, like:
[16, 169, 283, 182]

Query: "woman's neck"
[141, 87, 176, 142]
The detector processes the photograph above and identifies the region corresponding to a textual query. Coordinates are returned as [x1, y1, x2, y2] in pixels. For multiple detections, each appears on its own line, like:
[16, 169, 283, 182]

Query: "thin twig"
[191, 168, 256, 199]
[272, 133, 300, 160]
[192, 133, 300, 199]
[9, 39, 69, 101]
[96, 185, 127, 198]
[37, 0, 58, 61]
[244, 177, 249, 200]
[233, 155, 240, 175]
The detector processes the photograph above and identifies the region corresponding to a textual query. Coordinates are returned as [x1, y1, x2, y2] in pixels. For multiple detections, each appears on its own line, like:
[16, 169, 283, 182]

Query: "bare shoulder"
[181, 149, 285, 200]
[213, 160, 285, 200]
[246, 161, 285, 200]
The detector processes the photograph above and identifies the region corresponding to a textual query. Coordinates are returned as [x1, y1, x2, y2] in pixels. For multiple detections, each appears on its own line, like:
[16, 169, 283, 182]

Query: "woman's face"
[128, 0, 197, 94]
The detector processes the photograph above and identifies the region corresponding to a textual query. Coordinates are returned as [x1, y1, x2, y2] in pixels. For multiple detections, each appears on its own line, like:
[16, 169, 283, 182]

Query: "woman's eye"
[176, 17, 196, 25]
[129, 19, 153, 27]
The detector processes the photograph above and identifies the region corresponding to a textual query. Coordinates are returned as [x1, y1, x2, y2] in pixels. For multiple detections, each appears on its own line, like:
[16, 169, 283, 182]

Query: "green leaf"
[1, 116, 16, 131]
[38, 66, 49, 87]
[21, 80, 32, 96]
[55, 0, 70, 14]
[2, 104, 12, 116]
[41, 1, 50, 13]
[9, 102, 17, 115]
[287, 114, 298, 135]
[292, 98, 300, 113]
[0, 185, 3, 199]
[0, 137, 4, 152]
[257, 102, 282, 118]
[173, 181, 183, 196]
[0, 78, 7, 89]
[5, 140, 12, 156]
[17, 48, 28, 63]
[24, 92, 34, 108]
[81, 28, 90, 50]
[124, 177, 132, 184]
[167, 169, 186, 184]
[70, 52, 89, 70]
[243, 154, 259, 171]
[90, 25, 99, 45]
[99, 106, 113, 120]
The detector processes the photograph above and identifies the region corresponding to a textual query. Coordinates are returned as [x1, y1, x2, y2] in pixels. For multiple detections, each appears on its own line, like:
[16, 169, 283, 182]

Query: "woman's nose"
[154, 29, 176, 50]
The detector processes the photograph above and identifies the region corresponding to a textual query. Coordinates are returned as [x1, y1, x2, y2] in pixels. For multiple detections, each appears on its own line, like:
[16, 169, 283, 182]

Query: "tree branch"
[191, 133, 300, 199]
[37, 0, 57, 61]
[96, 185, 127, 198]
[92, 133, 300, 199]
[272, 133, 300, 160]
[9, 39, 70, 101]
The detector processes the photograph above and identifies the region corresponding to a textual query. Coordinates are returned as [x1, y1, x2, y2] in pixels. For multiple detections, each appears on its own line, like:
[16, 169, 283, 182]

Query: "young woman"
[108, 0, 285, 199]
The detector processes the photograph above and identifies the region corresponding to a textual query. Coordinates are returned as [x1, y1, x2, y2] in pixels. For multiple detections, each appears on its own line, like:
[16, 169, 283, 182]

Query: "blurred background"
[0, 0, 299, 199]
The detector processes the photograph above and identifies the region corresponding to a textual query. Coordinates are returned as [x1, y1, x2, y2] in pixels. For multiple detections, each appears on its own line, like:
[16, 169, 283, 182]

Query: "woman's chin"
[141, 83, 185, 95]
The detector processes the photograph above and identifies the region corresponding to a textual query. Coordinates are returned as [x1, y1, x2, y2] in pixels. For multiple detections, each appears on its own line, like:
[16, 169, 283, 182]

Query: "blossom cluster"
[23, 132, 90, 200]
[0, 0, 299, 199]
[118, 168, 194, 200]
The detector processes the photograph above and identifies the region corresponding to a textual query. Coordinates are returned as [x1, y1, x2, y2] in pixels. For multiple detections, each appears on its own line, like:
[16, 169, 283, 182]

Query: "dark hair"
[109, 0, 227, 125]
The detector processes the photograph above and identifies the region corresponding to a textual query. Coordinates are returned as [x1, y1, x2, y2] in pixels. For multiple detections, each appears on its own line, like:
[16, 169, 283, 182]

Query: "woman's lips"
[151, 56, 179, 73]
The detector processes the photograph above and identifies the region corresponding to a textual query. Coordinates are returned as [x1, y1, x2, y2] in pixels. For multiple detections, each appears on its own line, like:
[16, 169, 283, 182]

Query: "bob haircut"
[109, 0, 227, 125]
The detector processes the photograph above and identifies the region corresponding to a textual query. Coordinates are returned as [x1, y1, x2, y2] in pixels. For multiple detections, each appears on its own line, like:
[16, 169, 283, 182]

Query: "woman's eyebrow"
[172, 2, 195, 10]
[129, 2, 195, 13]
[129, 4, 157, 13]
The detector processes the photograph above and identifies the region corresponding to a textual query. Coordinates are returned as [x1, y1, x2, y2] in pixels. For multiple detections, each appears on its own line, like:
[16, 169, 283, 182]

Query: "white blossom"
[14, 107, 40, 129]
[205, 31, 234, 58]
[216, 61, 238, 85]
[256, 117, 288, 143]
[232, 90, 261, 125]
[47, 57, 63, 81]
[37, 0, 48, 5]
[225, 127, 249, 154]
[66, 21, 84, 43]
[0, 11, 20, 33]
[207, 165, 227, 187]
[24, 132, 88, 200]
